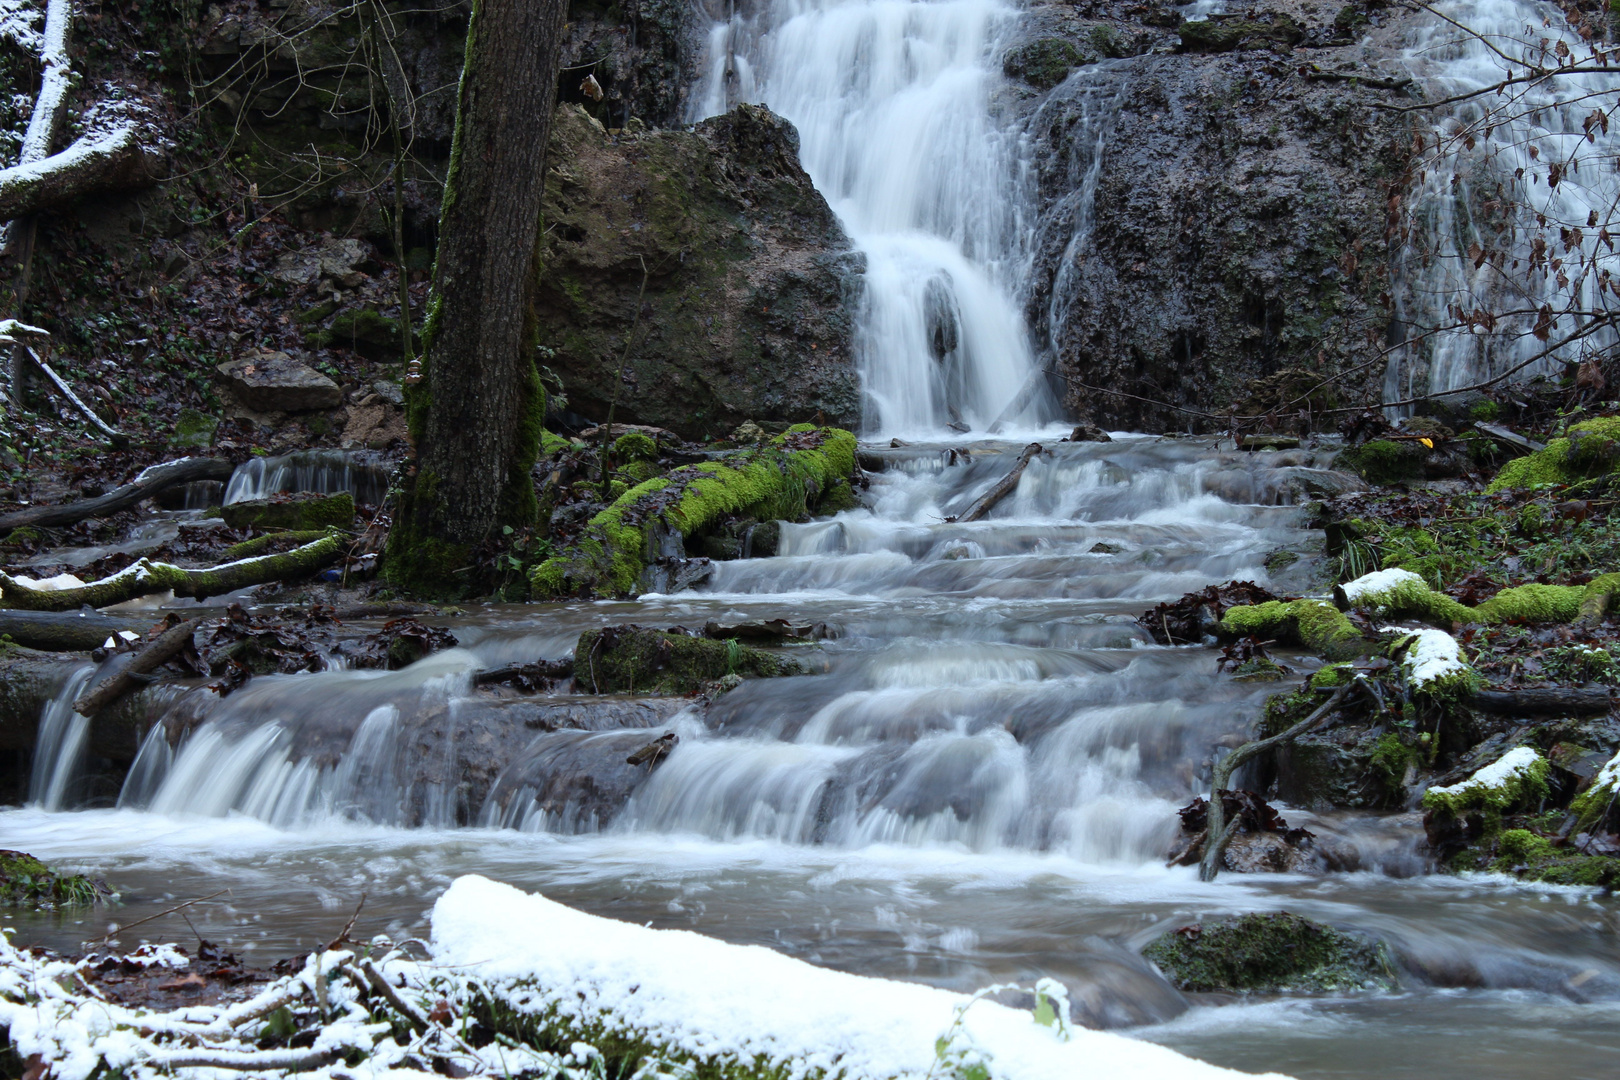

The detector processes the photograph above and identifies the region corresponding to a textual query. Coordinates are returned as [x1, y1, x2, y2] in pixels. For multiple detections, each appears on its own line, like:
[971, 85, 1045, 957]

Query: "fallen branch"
[0, 0, 71, 259]
[1200, 682, 1353, 882]
[0, 533, 341, 611]
[955, 443, 1041, 522]
[0, 609, 150, 651]
[1468, 686, 1612, 716]
[0, 455, 233, 531]
[72, 616, 204, 717]
[16, 343, 127, 447]
[0, 122, 152, 222]
[1473, 420, 1545, 454]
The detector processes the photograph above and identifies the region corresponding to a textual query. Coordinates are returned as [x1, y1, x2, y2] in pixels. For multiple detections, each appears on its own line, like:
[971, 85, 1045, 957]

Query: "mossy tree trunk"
[385, 0, 567, 593]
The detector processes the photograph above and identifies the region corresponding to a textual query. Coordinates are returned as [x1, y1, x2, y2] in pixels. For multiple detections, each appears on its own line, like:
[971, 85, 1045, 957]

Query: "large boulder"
[216, 349, 342, 413]
[1143, 912, 1394, 993]
[534, 104, 862, 441]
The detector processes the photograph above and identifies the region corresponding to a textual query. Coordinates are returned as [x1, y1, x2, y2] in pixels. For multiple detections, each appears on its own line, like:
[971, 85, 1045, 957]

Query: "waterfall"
[28, 666, 95, 811]
[1388, 0, 1620, 404]
[224, 450, 389, 505]
[693, 0, 1056, 436]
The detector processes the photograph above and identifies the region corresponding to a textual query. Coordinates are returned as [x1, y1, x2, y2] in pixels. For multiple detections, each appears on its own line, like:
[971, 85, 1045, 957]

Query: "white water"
[693, 0, 1054, 436]
[1389, 0, 1620, 402]
[223, 449, 388, 505]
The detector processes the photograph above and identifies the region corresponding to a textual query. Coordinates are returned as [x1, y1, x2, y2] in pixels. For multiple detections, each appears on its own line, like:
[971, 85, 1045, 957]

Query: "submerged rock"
[1143, 912, 1394, 993]
[573, 625, 807, 696]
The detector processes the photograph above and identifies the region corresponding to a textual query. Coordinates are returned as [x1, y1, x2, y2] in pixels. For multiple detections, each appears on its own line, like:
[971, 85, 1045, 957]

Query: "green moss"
[306, 307, 408, 354]
[611, 432, 658, 461]
[221, 492, 355, 531]
[1421, 751, 1550, 816]
[1468, 399, 1501, 423]
[1369, 733, 1422, 796]
[1473, 583, 1585, 623]
[1178, 16, 1305, 52]
[534, 428, 856, 598]
[575, 626, 807, 694]
[540, 429, 571, 456]
[1337, 439, 1427, 485]
[1492, 829, 1620, 886]
[0, 850, 105, 908]
[1487, 416, 1620, 492]
[380, 533, 472, 600]
[224, 530, 332, 560]
[1220, 599, 1368, 660]
[1142, 913, 1393, 993]
[1309, 662, 1355, 688]
[1001, 37, 1087, 89]
[1351, 574, 1475, 623]
[1578, 573, 1620, 622]
[170, 408, 219, 451]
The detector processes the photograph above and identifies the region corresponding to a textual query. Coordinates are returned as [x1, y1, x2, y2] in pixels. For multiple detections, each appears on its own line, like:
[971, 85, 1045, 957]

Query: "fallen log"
[72, 616, 203, 717]
[0, 121, 152, 222]
[0, 609, 151, 651]
[0, 0, 71, 259]
[955, 443, 1041, 522]
[1474, 420, 1546, 454]
[0, 533, 342, 612]
[1468, 686, 1612, 716]
[0, 456, 234, 531]
[1200, 682, 1353, 883]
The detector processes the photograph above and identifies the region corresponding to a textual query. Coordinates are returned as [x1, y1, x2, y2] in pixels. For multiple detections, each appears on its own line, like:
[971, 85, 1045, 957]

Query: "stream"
[5, 0, 1620, 1075]
[6, 438, 1620, 1079]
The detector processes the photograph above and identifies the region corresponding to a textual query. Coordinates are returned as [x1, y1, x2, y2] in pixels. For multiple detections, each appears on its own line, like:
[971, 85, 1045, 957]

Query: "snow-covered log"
[0, 455, 233, 530]
[0, 121, 152, 221]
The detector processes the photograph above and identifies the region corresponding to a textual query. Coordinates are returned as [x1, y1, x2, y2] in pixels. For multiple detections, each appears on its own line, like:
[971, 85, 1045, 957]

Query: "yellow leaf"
[1419, 438, 1434, 448]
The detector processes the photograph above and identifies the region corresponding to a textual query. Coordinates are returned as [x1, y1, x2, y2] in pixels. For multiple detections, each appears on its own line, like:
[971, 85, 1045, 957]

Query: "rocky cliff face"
[1007, 0, 1413, 432]
[535, 104, 862, 440]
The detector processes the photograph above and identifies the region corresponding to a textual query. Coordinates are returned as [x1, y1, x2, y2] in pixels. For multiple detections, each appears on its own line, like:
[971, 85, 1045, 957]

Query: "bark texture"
[389, 0, 569, 588]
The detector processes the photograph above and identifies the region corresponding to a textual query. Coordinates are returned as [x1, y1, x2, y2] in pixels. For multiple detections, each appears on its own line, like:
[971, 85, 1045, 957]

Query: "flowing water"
[7, 2, 1620, 1077]
[1387, 0, 1620, 402]
[8, 439, 1620, 1079]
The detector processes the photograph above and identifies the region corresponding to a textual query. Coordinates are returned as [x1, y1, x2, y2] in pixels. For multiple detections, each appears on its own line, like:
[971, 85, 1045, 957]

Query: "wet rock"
[1068, 422, 1113, 443]
[170, 408, 219, 451]
[1177, 15, 1305, 52]
[574, 625, 808, 695]
[340, 397, 407, 449]
[220, 492, 355, 532]
[535, 104, 861, 440]
[215, 349, 342, 413]
[1241, 434, 1300, 450]
[477, 728, 680, 831]
[1143, 912, 1394, 993]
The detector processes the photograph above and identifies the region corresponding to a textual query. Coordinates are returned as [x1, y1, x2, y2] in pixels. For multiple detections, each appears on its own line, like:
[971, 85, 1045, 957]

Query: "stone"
[341, 399, 408, 449]
[1241, 434, 1301, 450]
[268, 237, 371, 289]
[216, 350, 341, 412]
[1069, 422, 1113, 442]
[1142, 913, 1394, 994]
[573, 625, 807, 695]
[170, 408, 219, 450]
[534, 104, 862, 440]
[221, 492, 355, 531]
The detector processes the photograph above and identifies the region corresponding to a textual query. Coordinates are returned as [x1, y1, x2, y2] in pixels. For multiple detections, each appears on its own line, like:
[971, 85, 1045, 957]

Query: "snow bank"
[430, 875, 1291, 1080]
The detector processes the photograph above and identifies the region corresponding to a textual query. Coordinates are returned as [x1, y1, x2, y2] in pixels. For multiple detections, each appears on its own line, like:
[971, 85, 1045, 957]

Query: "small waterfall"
[1388, 0, 1620, 402]
[29, 667, 95, 811]
[693, 0, 1056, 436]
[224, 450, 389, 505]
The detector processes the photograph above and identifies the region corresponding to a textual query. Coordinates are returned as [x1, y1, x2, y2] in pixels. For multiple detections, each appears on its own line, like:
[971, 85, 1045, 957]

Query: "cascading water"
[1387, 0, 1620, 403]
[693, 0, 1055, 436]
[223, 450, 389, 505]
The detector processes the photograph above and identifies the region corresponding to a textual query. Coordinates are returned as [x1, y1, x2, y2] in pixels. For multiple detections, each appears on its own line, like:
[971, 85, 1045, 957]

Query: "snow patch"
[430, 875, 1289, 1080]
[1427, 746, 1544, 799]
[1396, 627, 1465, 688]
[1341, 567, 1424, 603]
[11, 571, 87, 591]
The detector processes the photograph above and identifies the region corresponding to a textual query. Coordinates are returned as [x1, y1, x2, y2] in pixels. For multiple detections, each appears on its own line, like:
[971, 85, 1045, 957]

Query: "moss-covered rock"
[1220, 599, 1367, 660]
[1002, 38, 1088, 89]
[575, 625, 807, 694]
[1422, 747, 1550, 816]
[170, 408, 220, 451]
[1491, 829, 1620, 887]
[1142, 913, 1393, 993]
[0, 850, 106, 908]
[222, 492, 355, 531]
[534, 105, 861, 440]
[533, 426, 856, 598]
[307, 306, 412, 359]
[1178, 16, 1305, 52]
[1570, 749, 1620, 830]
[1338, 569, 1613, 629]
[1336, 439, 1429, 485]
[1487, 416, 1620, 492]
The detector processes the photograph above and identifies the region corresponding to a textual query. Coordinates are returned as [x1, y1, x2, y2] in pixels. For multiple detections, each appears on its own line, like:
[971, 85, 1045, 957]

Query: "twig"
[95, 888, 230, 943]
[325, 892, 367, 952]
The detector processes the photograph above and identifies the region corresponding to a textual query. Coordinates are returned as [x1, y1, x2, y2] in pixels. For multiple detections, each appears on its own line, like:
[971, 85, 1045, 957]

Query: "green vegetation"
[1421, 749, 1550, 817]
[0, 850, 105, 908]
[1337, 439, 1428, 485]
[222, 492, 356, 532]
[1491, 829, 1620, 887]
[533, 426, 857, 598]
[1220, 599, 1367, 660]
[1142, 913, 1393, 993]
[1487, 416, 1620, 492]
[575, 626, 807, 694]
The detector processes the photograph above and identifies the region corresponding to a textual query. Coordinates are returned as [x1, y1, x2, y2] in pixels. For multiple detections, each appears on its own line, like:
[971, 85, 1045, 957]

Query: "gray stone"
[269, 238, 370, 289]
[216, 349, 342, 412]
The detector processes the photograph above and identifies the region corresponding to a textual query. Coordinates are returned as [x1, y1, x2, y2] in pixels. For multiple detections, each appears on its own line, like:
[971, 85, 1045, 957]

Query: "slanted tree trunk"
[384, 0, 568, 593]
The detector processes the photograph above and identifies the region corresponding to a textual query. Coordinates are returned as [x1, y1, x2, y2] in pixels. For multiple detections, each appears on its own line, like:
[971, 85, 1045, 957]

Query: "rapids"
[7, 439, 1620, 1079]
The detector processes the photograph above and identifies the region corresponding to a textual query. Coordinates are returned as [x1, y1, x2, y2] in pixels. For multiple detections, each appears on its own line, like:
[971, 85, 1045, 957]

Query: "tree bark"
[0, 456, 232, 531]
[385, 0, 569, 589]
[73, 617, 204, 717]
[1468, 687, 1612, 716]
[0, 609, 151, 651]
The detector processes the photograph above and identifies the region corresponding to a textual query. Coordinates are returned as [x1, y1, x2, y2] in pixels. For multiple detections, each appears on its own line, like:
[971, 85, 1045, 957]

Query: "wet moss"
[1492, 829, 1620, 887]
[1142, 913, 1393, 993]
[1002, 38, 1087, 89]
[220, 492, 355, 531]
[611, 432, 658, 461]
[1348, 574, 1473, 624]
[0, 850, 105, 908]
[1473, 583, 1585, 624]
[1487, 416, 1620, 492]
[575, 626, 807, 694]
[1220, 599, 1367, 660]
[1336, 439, 1427, 485]
[1421, 751, 1550, 817]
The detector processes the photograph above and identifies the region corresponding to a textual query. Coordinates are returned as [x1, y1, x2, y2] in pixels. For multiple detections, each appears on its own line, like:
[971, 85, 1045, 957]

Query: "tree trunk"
[385, 0, 568, 592]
